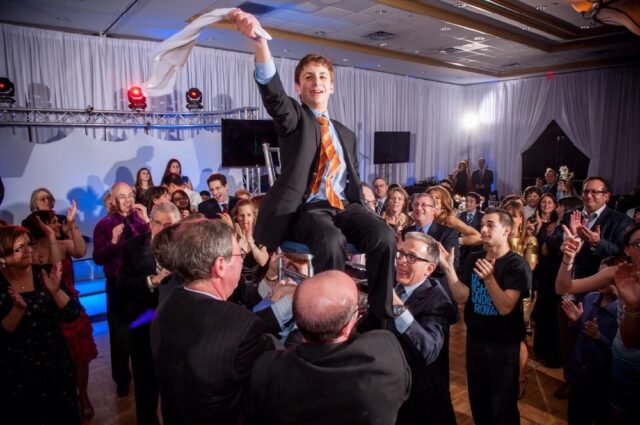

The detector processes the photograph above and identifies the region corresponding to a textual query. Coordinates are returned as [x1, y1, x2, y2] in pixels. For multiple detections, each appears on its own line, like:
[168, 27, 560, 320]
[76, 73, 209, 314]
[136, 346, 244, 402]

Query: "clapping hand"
[578, 225, 601, 247]
[560, 224, 583, 264]
[8, 286, 27, 310]
[35, 215, 56, 241]
[561, 298, 583, 322]
[474, 258, 496, 282]
[614, 262, 640, 310]
[569, 210, 582, 237]
[67, 200, 78, 224]
[436, 242, 455, 273]
[583, 317, 601, 340]
[217, 212, 233, 227]
[41, 262, 63, 295]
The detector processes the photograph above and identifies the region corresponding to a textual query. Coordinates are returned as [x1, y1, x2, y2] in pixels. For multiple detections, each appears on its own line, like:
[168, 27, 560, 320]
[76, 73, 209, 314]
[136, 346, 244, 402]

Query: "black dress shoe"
[117, 383, 130, 398]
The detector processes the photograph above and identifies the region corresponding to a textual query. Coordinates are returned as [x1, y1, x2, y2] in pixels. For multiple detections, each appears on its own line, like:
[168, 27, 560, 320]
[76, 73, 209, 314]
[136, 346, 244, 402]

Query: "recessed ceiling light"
[456, 2, 466, 8]
[521, 26, 530, 31]
[315, 31, 326, 36]
[473, 36, 485, 41]
[376, 9, 387, 15]
[56, 16, 70, 22]
[376, 64, 382, 68]
[580, 25, 591, 29]
[283, 49, 289, 53]
[379, 42, 388, 47]
[414, 49, 421, 54]
[441, 27, 451, 32]
[342, 58, 349, 62]
[536, 5, 547, 10]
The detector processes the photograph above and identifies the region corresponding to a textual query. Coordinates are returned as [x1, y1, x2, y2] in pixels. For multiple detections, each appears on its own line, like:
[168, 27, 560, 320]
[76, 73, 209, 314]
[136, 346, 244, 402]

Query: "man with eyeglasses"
[247, 270, 410, 424]
[151, 219, 281, 424]
[402, 193, 460, 289]
[373, 177, 389, 215]
[550, 176, 632, 280]
[93, 182, 150, 398]
[390, 232, 457, 425]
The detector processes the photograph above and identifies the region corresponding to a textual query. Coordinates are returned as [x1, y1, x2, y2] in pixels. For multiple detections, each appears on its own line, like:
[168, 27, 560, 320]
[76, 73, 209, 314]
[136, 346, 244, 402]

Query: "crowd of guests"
[1, 154, 640, 425]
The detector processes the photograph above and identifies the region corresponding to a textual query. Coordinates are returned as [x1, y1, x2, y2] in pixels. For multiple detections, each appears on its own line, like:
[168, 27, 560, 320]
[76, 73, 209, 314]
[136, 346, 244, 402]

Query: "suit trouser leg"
[130, 325, 160, 425]
[291, 203, 396, 320]
[467, 333, 520, 425]
[106, 277, 132, 387]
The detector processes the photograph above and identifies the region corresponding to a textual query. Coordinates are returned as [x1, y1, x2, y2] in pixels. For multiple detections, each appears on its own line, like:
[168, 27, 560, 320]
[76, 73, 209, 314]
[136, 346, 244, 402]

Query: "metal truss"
[0, 106, 259, 129]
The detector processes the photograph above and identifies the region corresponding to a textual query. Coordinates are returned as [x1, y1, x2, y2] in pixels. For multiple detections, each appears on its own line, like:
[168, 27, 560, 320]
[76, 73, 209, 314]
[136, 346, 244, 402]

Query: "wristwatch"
[392, 304, 407, 317]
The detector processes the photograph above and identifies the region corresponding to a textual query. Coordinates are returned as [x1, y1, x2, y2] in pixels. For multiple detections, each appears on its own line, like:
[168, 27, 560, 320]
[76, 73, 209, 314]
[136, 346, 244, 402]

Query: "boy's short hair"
[295, 53, 334, 84]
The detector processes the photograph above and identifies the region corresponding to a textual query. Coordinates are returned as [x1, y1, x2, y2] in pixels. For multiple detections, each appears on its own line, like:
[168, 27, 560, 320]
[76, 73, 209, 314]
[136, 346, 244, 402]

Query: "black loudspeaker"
[373, 132, 410, 164]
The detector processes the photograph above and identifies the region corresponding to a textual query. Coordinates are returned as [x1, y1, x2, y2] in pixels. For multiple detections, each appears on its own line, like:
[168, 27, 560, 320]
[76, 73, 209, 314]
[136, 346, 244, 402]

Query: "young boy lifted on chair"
[230, 9, 396, 324]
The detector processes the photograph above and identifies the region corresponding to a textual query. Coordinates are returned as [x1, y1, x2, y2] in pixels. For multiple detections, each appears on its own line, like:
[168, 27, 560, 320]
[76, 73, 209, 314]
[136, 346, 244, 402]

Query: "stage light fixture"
[127, 86, 147, 111]
[0, 77, 16, 104]
[186, 88, 203, 110]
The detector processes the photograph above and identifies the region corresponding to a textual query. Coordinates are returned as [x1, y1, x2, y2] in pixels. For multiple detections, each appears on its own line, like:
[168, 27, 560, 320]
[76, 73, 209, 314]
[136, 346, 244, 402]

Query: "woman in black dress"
[0, 225, 81, 424]
[232, 199, 269, 286]
[452, 160, 472, 196]
[530, 193, 563, 367]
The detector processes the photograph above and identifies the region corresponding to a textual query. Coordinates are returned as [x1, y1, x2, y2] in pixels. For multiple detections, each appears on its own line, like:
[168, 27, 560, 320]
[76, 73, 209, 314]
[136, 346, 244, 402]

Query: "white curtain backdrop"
[1, 23, 639, 206]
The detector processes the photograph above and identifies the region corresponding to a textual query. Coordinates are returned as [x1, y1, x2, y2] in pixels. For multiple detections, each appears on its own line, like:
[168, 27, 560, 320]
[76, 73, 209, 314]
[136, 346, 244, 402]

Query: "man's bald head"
[111, 182, 134, 216]
[293, 270, 358, 344]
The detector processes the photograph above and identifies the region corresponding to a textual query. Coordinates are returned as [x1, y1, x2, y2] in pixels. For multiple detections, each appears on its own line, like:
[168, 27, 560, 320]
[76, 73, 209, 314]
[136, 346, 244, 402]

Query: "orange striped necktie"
[310, 115, 344, 209]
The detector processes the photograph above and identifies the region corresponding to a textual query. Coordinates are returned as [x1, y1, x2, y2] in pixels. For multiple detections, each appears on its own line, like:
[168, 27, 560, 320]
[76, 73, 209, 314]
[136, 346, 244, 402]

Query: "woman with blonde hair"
[503, 199, 538, 399]
[231, 199, 269, 286]
[426, 185, 482, 246]
[382, 187, 413, 233]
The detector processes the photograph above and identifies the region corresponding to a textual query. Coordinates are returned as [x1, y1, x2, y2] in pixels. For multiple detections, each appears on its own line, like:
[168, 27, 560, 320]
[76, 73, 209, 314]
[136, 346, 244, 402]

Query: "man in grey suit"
[151, 219, 284, 425]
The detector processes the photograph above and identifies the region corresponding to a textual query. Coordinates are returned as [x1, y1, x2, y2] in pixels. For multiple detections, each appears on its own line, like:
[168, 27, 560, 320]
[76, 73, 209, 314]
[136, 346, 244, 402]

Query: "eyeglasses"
[582, 189, 607, 196]
[396, 250, 433, 264]
[13, 241, 35, 253]
[231, 249, 247, 260]
[412, 202, 435, 209]
[627, 241, 640, 251]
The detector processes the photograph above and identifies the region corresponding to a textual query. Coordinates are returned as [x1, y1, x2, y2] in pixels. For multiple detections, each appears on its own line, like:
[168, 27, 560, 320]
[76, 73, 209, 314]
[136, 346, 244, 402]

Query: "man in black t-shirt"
[438, 208, 531, 425]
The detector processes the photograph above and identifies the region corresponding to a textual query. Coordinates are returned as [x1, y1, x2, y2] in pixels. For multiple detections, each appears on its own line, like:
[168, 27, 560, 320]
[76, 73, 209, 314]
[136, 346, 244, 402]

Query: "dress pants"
[291, 201, 396, 321]
[466, 333, 520, 425]
[130, 324, 160, 425]
[106, 277, 132, 388]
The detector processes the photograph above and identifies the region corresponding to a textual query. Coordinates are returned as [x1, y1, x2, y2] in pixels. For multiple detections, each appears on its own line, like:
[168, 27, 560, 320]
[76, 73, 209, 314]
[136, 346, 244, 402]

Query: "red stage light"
[186, 87, 203, 110]
[127, 86, 147, 111]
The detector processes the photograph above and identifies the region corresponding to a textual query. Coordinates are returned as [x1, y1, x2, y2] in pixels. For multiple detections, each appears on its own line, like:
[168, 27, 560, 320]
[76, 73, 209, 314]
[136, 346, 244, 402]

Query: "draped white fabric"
[1, 23, 639, 195]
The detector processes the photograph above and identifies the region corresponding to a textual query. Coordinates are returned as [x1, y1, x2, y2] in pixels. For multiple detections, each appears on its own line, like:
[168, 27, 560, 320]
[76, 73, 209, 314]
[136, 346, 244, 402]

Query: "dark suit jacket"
[394, 278, 457, 425]
[471, 168, 494, 197]
[198, 196, 239, 219]
[548, 206, 632, 279]
[118, 233, 158, 323]
[151, 288, 273, 425]
[459, 210, 484, 263]
[253, 72, 364, 248]
[247, 330, 411, 425]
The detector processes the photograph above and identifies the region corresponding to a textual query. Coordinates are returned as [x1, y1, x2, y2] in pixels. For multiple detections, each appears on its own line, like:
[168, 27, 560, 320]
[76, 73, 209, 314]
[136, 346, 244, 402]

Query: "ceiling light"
[414, 50, 421, 54]
[283, 49, 289, 53]
[571, 1, 594, 14]
[342, 58, 349, 62]
[376, 9, 387, 15]
[536, 5, 547, 11]
[521, 26, 530, 30]
[441, 27, 451, 31]
[473, 36, 485, 41]
[580, 25, 591, 29]
[314, 31, 326, 36]
[379, 42, 388, 47]
[456, 2, 466, 8]
[376, 64, 382, 68]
